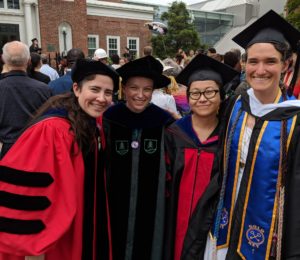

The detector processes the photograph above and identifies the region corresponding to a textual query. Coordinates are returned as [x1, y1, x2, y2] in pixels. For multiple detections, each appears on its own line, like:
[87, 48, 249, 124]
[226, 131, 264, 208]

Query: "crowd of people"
[0, 9, 300, 260]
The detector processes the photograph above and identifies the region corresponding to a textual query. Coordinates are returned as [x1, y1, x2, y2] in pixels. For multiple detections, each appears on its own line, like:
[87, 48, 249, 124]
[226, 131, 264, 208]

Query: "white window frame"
[87, 34, 99, 58]
[0, 0, 20, 10]
[106, 35, 120, 57]
[127, 37, 139, 59]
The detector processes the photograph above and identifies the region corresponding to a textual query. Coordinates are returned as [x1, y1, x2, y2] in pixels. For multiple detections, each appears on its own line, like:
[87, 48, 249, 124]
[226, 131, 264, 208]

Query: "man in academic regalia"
[102, 55, 174, 260]
[29, 38, 42, 54]
[182, 10, 300, 260]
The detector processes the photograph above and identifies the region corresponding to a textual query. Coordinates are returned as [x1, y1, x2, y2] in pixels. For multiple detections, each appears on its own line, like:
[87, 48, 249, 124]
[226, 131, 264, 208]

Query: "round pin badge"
[131, 141, 139, 149]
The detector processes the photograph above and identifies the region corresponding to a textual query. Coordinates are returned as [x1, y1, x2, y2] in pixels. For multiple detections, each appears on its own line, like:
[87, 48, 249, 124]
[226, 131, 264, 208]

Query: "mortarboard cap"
[31, 38, 38, 42]
[232, 10, 300, 52]
[116, 55, 170, 89]
[71, 59, 119, 91]
[176, 53, 239, 88]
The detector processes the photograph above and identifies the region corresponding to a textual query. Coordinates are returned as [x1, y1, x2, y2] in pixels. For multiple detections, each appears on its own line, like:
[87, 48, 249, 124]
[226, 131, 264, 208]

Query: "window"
[107, 36, 120, 58]
[127, 37, 139, 59]
[0, 0, 4, 8]
[7, 0, 19, 9]
[0, 24, 20, 50]
[88, 35, 99, 58]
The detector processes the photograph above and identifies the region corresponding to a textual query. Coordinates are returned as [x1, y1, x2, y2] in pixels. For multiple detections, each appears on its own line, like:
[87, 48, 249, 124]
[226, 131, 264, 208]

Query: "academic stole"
[214, 98, 297, 259]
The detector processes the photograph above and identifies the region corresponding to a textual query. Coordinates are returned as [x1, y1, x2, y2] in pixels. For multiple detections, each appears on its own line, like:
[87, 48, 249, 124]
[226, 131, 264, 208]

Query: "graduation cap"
[31, 38, 38, 42]
[232, 9, 300, 94]
[176, 53, 239, 88]
[116, 55, 170, 89]
[71, 59, 120, 91]
[232, 10, 300, 51]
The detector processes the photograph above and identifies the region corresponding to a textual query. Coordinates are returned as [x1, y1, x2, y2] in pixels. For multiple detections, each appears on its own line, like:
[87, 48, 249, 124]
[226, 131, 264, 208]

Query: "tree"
[286, 0, 300, 30]
[151, 1, 201, 59]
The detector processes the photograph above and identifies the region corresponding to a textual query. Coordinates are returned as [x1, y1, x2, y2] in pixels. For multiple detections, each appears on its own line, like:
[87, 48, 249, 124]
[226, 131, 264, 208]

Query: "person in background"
[40, 54, 59, 81]
[223, 51, 242, 95]
[0, 41, 52, 158]
[162, 58, 190, 117]
[111, 54, 121, 69]
[151, 60, 179, 119]
[119, 58, 126, 66]
[49, 48, 85, 95]
[164, 53, 238, 260]
[29, 38, 42, 54]
[27, 52, 50, 84]
[207, 47, 217, 57]
[0, 59, 119, 260]
[183, 10, 300, 260]
[143, 45, 153, 56]
[102, 55, 174, 260]
[123, 47, 133, 62]
[93, 48, 109, 65]
[58, 55, 67, 77]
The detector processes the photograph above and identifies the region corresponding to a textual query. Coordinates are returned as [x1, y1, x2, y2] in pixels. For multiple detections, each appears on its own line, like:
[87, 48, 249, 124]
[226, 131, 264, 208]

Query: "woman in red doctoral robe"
[0, 59, 119, 260]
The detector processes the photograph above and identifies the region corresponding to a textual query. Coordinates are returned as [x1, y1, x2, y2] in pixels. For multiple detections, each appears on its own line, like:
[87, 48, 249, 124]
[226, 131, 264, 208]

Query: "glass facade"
[150, 4, 234, 46]
[191, 10, 233, 46]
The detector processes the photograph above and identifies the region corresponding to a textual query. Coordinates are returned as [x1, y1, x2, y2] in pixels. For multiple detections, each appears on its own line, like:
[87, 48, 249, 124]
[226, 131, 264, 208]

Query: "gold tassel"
[211, 236, 217, 260]
[118, 76, 123, 100]
[276, 187, 285, 260]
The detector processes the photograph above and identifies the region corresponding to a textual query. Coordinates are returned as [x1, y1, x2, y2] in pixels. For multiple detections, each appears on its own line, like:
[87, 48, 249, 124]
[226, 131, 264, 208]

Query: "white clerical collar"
[247, 88, 300, 117]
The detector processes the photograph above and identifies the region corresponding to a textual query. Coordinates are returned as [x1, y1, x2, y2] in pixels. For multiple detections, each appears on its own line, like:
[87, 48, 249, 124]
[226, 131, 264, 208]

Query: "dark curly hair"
[32, 75, 99, 153]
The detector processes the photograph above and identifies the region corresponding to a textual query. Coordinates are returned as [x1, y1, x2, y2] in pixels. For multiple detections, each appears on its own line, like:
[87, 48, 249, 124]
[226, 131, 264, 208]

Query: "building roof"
[214, 17, 257, 54]
[199, 0, 257, 11]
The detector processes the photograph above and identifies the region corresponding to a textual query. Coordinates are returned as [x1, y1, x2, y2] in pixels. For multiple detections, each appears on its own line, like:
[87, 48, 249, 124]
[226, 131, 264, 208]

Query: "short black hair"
[208, 47, 216, 53]
[111, 54, 120, 64]
[223, 51, 239, 68]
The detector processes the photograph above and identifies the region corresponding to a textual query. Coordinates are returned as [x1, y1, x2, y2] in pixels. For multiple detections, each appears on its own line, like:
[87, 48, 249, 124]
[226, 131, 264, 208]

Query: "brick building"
[0, 0, 153, 60]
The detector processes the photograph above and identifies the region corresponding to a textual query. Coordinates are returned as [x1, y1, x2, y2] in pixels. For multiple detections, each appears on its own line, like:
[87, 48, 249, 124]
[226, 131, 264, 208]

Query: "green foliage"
[152, 1, 201, 59]
[286, 0, 300, 30]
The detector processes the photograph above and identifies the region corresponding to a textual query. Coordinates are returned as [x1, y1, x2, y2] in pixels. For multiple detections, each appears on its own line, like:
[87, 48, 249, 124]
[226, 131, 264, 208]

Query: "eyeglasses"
[188, 89, 219, 100]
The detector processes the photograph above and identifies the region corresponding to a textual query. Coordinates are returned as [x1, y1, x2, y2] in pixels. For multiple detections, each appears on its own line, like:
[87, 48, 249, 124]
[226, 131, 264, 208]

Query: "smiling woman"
[0, 59, 119, 260]
[102, 55, 174, 260]
[186, 10, 300, 260]
[163, 53, 238, 260]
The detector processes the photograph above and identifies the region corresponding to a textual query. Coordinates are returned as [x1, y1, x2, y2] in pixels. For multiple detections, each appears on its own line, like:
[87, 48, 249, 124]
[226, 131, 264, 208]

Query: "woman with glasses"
[163, 54, 238, 260]
[183, 10, 300, 260]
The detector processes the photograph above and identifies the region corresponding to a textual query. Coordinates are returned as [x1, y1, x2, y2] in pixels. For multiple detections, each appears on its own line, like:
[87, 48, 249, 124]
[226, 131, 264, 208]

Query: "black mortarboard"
[176, 53, 239, 87]
[31, 38, 38, 42]
[72, 59, 119, 91]
[116, 55, 170, 89]
[232, 9, 300, 95]
[232, 10, 300, 52]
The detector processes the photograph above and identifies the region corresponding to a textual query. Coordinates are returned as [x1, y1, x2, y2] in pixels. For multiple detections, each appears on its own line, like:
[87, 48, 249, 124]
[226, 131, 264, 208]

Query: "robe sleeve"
[284, 118, 300, 259]
[0, 117, 85, 256]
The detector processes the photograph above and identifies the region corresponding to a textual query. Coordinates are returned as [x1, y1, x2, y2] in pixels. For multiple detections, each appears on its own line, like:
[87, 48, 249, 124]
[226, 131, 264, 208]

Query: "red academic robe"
[0, 116, 107, 260]
[164, 115, 220, 260]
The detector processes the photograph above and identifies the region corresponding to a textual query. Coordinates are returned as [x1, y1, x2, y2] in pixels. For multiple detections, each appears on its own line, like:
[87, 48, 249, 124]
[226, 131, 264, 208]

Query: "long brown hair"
[32, 75, 98, 153]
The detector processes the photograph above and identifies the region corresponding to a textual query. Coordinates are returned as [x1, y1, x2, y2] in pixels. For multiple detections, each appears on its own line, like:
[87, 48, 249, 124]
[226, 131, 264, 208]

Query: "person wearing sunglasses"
[163, 54, 238, 260]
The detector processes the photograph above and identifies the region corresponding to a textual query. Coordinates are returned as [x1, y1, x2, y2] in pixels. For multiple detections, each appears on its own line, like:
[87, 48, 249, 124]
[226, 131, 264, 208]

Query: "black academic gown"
[102, 103, 173, 260]
[182, 92, 300, 260]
